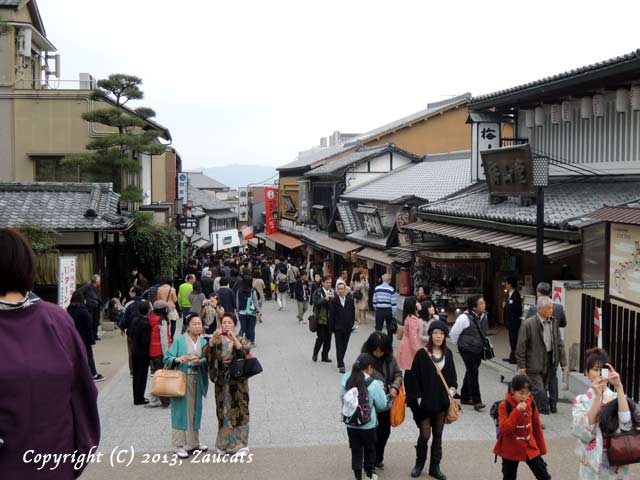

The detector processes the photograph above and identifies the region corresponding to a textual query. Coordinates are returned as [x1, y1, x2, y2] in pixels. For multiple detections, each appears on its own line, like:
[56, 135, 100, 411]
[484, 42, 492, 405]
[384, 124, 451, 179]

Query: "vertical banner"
[265, 187, 279, 235]
[177, 172, 188, 203]
[238, 187, 249, 223]
[298, 180, 310, 222]
[58, 256, 77, 309]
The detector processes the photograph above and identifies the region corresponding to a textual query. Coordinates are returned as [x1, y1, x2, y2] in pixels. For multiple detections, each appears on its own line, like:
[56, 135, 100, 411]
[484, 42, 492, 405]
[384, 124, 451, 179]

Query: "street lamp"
[532, 156, 549, 285]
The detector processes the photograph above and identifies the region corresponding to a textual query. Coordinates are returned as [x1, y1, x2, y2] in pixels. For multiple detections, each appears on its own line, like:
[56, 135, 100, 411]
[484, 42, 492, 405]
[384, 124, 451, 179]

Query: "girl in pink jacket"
[397, 297, 422, 370]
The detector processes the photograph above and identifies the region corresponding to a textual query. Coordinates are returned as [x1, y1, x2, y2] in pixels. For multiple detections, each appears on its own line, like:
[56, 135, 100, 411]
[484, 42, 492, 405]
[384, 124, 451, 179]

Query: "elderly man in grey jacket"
[516, 297, 567, 414]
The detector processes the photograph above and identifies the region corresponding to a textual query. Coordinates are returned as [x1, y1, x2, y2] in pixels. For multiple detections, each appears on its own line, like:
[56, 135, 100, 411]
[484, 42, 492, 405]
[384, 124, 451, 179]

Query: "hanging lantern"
[524, 109, 535, 128]
[580, 97, 593, 119]
[534, 106, 545, 126]
[631, 86, 640, 110]
[550, 104, 561, 124]
[616, 88, 630, 113]
[561, 100, 572, 122]
[593, 94, 605, 117]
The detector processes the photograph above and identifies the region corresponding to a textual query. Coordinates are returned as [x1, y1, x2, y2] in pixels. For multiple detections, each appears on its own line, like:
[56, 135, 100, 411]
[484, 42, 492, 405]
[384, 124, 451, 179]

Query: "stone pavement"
[95, 298, 574, 456]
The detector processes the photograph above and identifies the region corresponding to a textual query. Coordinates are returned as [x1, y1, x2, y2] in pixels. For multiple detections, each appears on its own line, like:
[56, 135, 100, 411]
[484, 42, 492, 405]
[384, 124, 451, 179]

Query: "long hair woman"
[164, 313, 209, 458]
[236, 275, 261, 347]
[0, 228, 99, 477]
[361, 332, 402, 471]
[352, 271, 370, 326]
[404, 320, 457, 479]
[397, 296, 422, 370]
[340, 353, 387, 480]
[418, 300, 439, 346]
[204, 312, 252, 455]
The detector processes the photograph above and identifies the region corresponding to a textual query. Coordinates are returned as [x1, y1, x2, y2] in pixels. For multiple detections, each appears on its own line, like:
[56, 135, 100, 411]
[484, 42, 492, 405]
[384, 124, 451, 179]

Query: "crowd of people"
[0, 227, 638, 479]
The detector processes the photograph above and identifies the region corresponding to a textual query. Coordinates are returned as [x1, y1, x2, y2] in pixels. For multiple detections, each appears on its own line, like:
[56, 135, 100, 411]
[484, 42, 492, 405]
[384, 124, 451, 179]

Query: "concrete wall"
[363, 107, 471, 155]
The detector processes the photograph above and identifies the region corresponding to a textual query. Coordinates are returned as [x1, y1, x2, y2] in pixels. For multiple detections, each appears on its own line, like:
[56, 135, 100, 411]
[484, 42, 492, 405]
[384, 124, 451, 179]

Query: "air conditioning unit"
[17, 28, 32, 57]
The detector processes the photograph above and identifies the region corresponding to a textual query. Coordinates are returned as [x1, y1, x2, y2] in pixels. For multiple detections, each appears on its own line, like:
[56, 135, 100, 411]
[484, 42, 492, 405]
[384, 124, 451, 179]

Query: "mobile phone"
[601, 368, 609, 378]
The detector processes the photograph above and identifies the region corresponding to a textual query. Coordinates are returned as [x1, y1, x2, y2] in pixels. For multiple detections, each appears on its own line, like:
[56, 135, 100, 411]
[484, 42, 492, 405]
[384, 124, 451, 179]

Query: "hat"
[428, 319, 449, 336]
[153, 300, 167, 310]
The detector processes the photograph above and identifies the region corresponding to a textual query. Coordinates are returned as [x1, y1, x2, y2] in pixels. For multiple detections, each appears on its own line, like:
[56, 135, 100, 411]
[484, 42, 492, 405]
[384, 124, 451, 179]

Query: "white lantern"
[616, 88, 629, 113]
[524, 109, 535, 128]
[534, 106, 545, 126]
[561, 100, 572, 122]
[593, 94, 605, 117]
[630, 86, 640, 110]
[580, 97, 593, 119]
[550, 104, 561, 125]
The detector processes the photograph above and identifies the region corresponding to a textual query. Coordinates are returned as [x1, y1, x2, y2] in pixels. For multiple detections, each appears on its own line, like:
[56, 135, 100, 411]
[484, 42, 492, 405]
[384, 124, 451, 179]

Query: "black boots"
[411, 438, 428, 477]
[428, 461, 447, 480]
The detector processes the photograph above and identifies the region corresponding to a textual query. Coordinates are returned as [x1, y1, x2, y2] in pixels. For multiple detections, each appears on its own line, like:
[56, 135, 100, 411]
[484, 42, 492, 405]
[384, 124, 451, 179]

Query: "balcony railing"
[499, 137, 529, 147]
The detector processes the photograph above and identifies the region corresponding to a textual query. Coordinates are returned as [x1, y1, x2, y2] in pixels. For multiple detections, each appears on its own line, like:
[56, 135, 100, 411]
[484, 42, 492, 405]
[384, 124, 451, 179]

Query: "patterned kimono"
[572, 387, 630, 479]
[204, 336, 251, 452]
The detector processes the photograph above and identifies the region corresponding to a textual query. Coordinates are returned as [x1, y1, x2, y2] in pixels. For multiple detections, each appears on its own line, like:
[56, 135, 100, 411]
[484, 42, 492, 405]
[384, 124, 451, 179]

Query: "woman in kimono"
[164, 313, 209, 459]
[205, 312, 251, 455]
[572, 347, 632, 479]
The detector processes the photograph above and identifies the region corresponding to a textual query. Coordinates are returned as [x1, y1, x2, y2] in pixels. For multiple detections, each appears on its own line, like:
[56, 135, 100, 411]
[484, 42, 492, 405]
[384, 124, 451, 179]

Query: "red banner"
[265, 187, 278, 235]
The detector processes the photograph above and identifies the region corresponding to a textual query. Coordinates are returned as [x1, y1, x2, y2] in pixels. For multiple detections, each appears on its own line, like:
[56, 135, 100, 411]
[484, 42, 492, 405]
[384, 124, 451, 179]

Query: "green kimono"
[164, 334, 209, 430]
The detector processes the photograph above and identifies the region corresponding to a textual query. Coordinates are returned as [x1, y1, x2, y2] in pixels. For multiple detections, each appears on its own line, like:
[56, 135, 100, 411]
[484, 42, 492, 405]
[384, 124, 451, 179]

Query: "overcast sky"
[38, 0, 640, 170]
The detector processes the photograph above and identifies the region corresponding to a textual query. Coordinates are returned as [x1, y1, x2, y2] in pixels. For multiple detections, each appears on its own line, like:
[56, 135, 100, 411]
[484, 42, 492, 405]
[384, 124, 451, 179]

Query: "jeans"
[375, 308, 393, 334]
[276, 292, 287, 309]
[375, 409, 391, 464]
[88, 304, 100, 340]
[347, 427, 376, 477]
[239, 314, 257, 343]
[334, 331, 351, 369]
[84, 343, 97, 376]
[501, 456, 551, 480]
[459, 350, 483, 403]
[313, 324, 331, 360]
[296, 301, 308, 322]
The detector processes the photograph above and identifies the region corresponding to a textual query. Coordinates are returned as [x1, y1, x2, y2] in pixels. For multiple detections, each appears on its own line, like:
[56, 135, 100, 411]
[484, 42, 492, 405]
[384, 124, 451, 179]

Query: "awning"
[256, 231, 304, 250]
[192, 236, 212, 249]
[356, 247, 393, 267]
[404, 220, 581, 260]
[317, 236, 362, 256]
[208, 210, 237, 219]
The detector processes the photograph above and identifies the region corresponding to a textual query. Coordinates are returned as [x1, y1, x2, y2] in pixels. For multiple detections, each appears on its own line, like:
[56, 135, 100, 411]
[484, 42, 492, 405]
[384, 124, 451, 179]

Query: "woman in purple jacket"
[0, 228, 100, 479]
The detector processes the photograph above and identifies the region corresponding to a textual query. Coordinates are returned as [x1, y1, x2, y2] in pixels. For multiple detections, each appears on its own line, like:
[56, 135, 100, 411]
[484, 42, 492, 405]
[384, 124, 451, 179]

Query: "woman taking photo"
[361, 331, 402, 471]
[203, 293, 225, 335]
[397, 296, 422, 370]
[572, 348, 634, 479]
[404, 320, 457, 480]
[164, 313, 209, 458]
[352, 271, 370, 326]
[418, 300, 439, 346]
[204, 313, 251, 455]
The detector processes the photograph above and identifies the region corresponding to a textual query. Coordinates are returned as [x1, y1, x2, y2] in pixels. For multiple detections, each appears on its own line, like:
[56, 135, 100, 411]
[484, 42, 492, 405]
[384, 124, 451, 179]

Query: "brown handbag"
[605, 429, 640, 466]
[150, 367, 186, 398]
[428, 351, 461, 424]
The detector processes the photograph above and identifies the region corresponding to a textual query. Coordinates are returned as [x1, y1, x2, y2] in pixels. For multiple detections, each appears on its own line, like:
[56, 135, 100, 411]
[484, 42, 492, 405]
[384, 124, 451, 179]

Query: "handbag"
[390, 385, 406, 427]
[428, 351, 461, 424]
[469, 313, 495, 361]
[308, 314, 318, 333]
[150, 366, 186, 398]
[605, 429, 640, 466]
[229, 356, 263, 380]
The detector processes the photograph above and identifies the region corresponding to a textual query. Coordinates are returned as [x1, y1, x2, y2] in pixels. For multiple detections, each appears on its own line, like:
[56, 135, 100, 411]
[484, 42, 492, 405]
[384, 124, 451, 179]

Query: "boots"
[411, 438, 428, 477]
[428, 460, 447, 480]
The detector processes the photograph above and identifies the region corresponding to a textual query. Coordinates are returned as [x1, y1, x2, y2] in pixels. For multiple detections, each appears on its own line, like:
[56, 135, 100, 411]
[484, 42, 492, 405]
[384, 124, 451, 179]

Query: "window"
[34, 157, 90, 182]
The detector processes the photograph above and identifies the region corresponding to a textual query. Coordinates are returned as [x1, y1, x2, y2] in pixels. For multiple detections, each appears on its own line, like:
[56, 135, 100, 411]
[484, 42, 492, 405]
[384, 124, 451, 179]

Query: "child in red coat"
[493, 374, 551, 480]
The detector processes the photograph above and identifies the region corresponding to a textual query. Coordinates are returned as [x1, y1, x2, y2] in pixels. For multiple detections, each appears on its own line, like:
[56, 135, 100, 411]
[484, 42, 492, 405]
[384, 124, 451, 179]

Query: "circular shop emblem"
[267, 190, 275, 199]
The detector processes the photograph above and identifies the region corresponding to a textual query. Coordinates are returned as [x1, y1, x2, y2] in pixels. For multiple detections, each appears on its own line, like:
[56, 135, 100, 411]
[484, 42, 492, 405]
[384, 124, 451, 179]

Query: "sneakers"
[175, 447, 189, 459]
[144, 401, 161, 409]
[93, 374, 105, 382]
[339, 367, 346, 374]
[473, 402, 486, 412]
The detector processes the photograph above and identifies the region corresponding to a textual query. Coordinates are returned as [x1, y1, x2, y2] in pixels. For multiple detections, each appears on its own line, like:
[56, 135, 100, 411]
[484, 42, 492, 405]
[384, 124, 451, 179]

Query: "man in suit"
[502, 276, 523, 364]
[329, 282, 356, 373]
[526, 281, 567, 413]
[312, 276, 334, 363]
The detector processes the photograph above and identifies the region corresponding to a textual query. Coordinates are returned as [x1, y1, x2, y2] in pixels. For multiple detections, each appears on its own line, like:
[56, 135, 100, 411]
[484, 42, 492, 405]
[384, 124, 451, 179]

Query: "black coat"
[201, 277, 215, 298]
[294, 279, 310, 302]
[67, 303, 95, 347]
[120, 297, 143, 337]
[404, 347, 457, 419]
[328, 295, 355, 333]
[504, 289, 523, 329]
[130, 313, 150, 357]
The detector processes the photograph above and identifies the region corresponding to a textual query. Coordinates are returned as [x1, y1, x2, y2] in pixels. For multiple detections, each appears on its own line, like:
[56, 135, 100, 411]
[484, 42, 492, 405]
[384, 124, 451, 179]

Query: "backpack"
[277, 276, 288, 292]
[341, 377, 375, 426]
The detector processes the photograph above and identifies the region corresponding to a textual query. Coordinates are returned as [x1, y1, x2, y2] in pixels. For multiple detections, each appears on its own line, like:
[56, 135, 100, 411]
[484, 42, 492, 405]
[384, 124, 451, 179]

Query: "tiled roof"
[471, 49, 640, 105]
[347, 93, 471, 144]
[305, 144, 421, 178]
[187, 172, 228, 190]
[187, 185, 232, 211]
[0, 182, 133, 231]
[341, 151, 472, 203]
[278, 143, 356, 171]
[420, 176, 640, 229]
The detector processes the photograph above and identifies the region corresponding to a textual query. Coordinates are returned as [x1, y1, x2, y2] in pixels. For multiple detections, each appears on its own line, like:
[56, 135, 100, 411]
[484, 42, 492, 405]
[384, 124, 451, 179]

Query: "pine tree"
[63, 74, 166, 204]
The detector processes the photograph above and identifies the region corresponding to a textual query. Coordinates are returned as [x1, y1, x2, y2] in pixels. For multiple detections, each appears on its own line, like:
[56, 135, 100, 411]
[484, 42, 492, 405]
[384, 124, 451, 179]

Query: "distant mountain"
[191, 164, 278, 190]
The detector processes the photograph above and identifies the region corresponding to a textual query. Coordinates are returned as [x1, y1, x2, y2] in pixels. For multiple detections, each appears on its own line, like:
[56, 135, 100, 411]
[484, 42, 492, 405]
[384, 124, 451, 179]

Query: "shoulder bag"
[150, 365, 186, 398]
[468, 313, 495, 361]
[605, 429, 640, 466]
[390, 385, 406, 427]
[428, 351, 461, 424]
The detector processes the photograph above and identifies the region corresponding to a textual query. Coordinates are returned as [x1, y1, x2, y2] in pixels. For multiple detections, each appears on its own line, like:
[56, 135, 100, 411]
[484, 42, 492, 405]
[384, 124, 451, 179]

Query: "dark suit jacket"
[294, 279, 310, 302]
[526, 302, 566, 328]
[328, 295, 355, 333]
[504, 289, 523, 329]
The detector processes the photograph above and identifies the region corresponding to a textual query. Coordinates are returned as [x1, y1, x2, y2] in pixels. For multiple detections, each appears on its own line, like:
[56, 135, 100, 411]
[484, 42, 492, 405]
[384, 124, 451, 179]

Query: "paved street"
[86, 299, 639, 479]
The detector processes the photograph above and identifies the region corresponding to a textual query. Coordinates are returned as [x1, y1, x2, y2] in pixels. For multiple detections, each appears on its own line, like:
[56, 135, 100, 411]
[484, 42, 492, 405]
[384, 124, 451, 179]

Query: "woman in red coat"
[493, 374, 551, 480]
